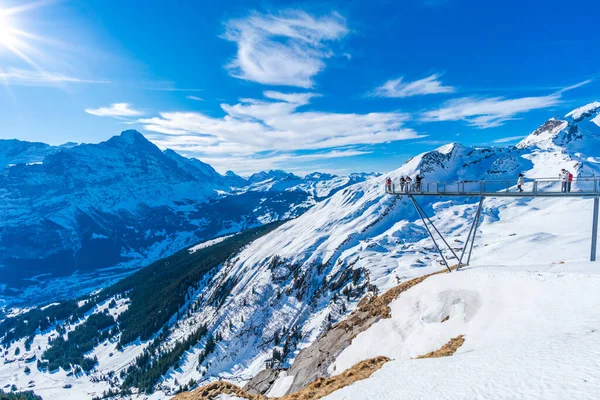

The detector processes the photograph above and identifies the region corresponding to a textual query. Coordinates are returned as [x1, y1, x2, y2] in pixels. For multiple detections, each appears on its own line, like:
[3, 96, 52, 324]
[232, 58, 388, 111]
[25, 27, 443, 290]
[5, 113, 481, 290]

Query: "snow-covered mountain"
[0, 139, 58, 169]
[1, 102, 600, 399]
[0, 131, 373, 307]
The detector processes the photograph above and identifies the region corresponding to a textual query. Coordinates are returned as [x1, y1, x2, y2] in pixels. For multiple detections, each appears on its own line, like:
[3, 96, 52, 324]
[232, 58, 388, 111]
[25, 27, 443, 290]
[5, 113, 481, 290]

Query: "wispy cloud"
[420, 79, 592, 128]
[139, 91, 422, 169]
[556, 79, 592, 94]
[186, 95, 204, 101]
[139, 86, 203, 92]
[191, 149, 372, 174]
[421, 94, 561, 128]
[373, 74, 455, 98]
[85, 103, 143, 118]
[222, 10, 348, 88]
[493, 135, 526, 144]
[0, 68, 106, 86]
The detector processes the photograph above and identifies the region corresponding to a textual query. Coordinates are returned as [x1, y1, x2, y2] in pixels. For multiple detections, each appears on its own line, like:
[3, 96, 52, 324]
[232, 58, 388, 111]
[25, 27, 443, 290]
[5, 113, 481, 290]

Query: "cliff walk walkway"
[384, 177, 600, 269]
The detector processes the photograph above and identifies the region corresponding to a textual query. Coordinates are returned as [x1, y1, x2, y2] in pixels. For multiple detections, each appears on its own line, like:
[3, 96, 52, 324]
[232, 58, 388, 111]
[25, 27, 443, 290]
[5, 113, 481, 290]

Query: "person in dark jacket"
[415, 175, 423, 192]
[400, 176, 406, 192]
[517, 173, 524, 192]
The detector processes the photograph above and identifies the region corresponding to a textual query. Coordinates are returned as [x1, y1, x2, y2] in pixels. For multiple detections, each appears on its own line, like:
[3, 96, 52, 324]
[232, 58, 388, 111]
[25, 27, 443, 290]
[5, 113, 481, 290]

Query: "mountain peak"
[435, 142, 459, 154]
[516, 118, 569, 149]
[118, 129, 147, 144]
[104, 130, 161, 154]
[565, 101, 600, 122]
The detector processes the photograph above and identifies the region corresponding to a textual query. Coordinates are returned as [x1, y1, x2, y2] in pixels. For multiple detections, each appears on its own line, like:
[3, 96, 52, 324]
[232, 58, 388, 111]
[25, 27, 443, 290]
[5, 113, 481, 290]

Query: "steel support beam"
[466, 198, 484, 266]
[409, 196, 452, 272]
[457, 196, 485, 271]
[411, 198, 461, 263]
[592, 197, 599, 262]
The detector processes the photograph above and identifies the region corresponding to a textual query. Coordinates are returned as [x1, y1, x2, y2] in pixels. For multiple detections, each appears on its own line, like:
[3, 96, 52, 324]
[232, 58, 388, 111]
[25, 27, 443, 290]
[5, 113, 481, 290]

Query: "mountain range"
[0, 132, 377, 307]
[1, 102, 599, 399]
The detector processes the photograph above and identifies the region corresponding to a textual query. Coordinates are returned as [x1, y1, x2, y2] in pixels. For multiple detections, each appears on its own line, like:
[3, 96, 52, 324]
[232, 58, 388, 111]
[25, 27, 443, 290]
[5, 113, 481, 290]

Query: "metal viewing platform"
[385, 177, 600, 197]
[384, 177, 600, 267]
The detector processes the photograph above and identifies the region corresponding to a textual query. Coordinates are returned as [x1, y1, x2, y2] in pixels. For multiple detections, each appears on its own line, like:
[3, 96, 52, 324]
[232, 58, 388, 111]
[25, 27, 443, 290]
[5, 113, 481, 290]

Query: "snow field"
[323, 262, 600, 399]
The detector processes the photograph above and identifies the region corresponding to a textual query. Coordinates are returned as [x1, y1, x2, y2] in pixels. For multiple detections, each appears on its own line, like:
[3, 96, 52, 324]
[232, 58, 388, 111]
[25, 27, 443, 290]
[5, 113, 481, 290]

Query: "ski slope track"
[2, 102, 600, 399]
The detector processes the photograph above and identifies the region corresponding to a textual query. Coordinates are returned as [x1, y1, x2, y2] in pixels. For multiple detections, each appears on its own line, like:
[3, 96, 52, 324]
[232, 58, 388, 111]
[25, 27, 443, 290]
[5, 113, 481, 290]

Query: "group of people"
[386, 170, 576, 194]
[385, 175, 423, 192]
[560, 168, 574, 193]
[519, 170, 574, 193]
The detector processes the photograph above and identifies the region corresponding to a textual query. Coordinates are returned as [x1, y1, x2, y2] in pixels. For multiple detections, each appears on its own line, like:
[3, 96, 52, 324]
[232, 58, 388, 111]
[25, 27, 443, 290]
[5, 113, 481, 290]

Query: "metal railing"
[385, 177, 600, 197]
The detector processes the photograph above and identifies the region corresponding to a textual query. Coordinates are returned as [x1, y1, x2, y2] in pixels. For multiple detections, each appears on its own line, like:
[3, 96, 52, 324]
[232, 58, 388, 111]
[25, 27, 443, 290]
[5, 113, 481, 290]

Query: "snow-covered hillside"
[322, 261, 600, 400]
[0, 131, 372, 307]
[2, 102, 600, 399]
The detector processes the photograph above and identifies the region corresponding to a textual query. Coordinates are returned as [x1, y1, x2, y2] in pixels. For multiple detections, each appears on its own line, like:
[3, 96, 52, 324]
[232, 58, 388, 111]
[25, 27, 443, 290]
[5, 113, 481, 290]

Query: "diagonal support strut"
[457, 196, 485, 271]
[409, 195, 455, 272]
[411, 197, 461, 261]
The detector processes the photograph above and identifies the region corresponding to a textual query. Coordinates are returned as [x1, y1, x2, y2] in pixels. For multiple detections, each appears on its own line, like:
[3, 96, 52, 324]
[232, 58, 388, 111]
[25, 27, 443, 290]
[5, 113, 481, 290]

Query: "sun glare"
[0, 2, 49, 70]
[0, 8, 22, 50]
[0, 9, 10, 46]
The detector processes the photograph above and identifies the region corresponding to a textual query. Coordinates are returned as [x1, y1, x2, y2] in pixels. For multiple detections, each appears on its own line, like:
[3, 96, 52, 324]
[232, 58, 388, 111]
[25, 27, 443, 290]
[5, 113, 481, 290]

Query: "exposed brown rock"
[416, 335, 465, 359]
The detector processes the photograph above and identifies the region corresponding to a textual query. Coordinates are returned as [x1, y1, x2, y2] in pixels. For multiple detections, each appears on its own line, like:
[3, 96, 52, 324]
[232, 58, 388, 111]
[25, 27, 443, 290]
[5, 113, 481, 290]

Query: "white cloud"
[222, 10, 348, 88]
[190, 149, 372, 174]
[420, 94, 561, 128]
[85, 103, 143, 118]
[419, 79, 592, 129]
[0, 68, 105, 86]
[373, 74, 455, 98]
[493, 135, 526, 144]
[186, 95, 204, 101]
[139, 91, 422, 170]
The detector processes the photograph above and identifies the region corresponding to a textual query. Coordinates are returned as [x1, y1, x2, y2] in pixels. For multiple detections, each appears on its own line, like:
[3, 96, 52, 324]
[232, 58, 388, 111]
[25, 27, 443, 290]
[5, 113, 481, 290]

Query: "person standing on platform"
[560, 169, 568, 193]
[568, 171, 573, 192]
[517, 173, 524, 192]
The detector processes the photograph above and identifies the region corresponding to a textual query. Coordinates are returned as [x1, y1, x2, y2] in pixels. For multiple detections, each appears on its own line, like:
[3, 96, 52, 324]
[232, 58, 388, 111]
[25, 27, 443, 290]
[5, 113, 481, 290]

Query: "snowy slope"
[323, 261, 600, 400]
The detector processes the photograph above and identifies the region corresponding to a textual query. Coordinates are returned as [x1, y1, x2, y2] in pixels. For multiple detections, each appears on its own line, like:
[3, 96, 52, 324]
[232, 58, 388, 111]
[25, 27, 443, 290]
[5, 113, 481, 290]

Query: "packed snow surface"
[324, 261, 600, 400]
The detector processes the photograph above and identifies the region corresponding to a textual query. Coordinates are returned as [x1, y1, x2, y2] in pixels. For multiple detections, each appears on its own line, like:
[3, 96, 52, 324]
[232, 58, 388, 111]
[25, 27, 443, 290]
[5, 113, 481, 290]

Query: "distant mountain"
[162, 148, 222, 181]
[0, 131, 374, 306]
[0, 139, 58, 169]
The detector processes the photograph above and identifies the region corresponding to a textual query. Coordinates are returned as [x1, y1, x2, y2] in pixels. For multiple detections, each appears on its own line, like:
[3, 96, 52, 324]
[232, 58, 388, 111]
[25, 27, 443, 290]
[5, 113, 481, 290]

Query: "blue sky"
[0, 0, 599, 175]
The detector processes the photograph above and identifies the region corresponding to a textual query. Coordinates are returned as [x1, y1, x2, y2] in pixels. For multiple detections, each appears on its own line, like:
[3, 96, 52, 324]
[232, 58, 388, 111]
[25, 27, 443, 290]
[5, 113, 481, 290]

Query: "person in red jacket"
[568, 171, 573, 192]
[386, 177, 392, 192]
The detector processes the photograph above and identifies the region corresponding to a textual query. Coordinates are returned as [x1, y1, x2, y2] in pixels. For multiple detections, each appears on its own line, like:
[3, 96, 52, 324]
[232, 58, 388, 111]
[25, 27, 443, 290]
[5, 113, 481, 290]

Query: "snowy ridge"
[565, 101, 600, 121]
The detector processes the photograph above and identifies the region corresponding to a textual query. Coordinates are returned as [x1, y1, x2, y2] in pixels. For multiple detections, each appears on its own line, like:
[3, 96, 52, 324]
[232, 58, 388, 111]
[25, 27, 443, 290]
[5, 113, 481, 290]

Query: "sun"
[0, 2, 51, 68]
[0, 9, 18, 48]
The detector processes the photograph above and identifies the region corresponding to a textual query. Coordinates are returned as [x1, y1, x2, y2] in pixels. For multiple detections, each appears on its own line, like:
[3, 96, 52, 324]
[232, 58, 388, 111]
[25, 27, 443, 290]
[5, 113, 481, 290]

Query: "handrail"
[384, 177, 600, 197]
